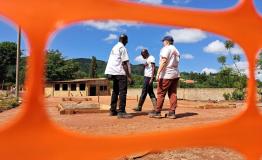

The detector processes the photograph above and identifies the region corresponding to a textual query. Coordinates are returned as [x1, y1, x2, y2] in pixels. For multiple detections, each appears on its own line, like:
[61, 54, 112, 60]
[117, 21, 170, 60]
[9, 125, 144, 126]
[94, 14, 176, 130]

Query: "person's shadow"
[130, 111, 198, 119]
[175, 112, 198, 119]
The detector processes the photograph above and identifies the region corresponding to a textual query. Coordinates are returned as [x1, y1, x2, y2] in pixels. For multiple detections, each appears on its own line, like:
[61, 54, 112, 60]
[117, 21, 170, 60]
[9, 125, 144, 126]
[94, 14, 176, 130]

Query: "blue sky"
[1, 0, 262, 76]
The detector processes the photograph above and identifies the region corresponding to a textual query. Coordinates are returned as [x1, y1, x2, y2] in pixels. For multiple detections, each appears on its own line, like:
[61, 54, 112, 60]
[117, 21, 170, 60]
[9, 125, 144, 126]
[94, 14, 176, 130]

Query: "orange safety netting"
[0, 0, 262, 159]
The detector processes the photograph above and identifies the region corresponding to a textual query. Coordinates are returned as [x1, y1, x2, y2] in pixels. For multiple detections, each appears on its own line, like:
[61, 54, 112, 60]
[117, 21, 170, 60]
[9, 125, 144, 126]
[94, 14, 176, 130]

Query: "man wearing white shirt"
[105, 34, 133, 118]
[150, 36, 180, 119]
[133, 49, 157, 112]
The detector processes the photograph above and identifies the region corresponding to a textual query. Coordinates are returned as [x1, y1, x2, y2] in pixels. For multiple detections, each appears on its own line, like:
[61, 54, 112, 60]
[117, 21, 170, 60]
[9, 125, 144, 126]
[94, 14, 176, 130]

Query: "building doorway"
[89, 85, 96, 96]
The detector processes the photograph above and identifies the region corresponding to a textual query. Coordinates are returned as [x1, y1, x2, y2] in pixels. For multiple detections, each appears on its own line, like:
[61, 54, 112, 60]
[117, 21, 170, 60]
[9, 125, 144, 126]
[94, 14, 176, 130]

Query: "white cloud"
[203, 40, 244, 55]
[203, 40, 225, 54]
[230, 47, 244, 55]
[83, 20, 141, 32]
[172, 0, 191, 4]
[181, 53, 194, 60]
[166, 28, 207, 43]
[135, 45, 147, 51]
[104, 34, 118, 41]
[137, 0, 163, 5]
[229, 61, 248, 77]
[134, 55, 146, 64]
[201, 68, 218, 74]
[228, 61, 262, 81]
[256, 70, 262, 81]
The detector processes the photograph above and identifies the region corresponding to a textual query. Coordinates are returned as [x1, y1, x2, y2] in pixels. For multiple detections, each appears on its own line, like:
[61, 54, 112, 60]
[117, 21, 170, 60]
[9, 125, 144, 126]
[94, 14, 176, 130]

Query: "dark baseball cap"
[162, 36, 174, 43]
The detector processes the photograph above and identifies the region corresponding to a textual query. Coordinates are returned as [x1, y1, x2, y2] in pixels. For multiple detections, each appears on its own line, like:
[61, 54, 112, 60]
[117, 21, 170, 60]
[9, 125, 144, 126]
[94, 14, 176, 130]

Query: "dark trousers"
[139, 77, 156, 106]
[110, 75, 127, 113]
[156, 78, 179, 112]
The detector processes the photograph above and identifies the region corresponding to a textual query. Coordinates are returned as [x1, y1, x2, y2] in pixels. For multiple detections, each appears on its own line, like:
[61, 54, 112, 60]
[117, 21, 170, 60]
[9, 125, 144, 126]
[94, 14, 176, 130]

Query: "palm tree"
[217, 55, 226, 68]
[224, 40, 241, 75]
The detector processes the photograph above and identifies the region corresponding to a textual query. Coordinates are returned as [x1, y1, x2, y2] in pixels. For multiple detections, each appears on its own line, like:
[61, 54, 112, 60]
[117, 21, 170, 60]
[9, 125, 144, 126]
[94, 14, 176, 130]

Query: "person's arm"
[156, 57, 168, 80]
[149, 63, 155, 84]
[122, 60, 133, 84]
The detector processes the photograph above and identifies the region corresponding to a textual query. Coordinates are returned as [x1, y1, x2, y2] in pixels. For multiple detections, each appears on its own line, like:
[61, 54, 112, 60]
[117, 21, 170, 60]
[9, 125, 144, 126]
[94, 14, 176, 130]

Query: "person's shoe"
[132, 106, 142, 112]
[109, 111, 118, 116]
[167, 111, 176, 119]
[117, 112, 133, 119]
[149, 111, 162, 118]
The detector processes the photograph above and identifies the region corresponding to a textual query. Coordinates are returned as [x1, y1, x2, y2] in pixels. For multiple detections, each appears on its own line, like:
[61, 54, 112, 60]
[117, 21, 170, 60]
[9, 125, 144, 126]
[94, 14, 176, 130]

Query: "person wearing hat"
[105, 34, 133, 118]
[150, 36, 180, 119]
[133, 49, 157, 112]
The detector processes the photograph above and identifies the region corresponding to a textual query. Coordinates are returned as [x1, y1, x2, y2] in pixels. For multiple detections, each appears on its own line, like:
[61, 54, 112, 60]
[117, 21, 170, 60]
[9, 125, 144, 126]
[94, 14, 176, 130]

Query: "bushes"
[231, 89, 245, 100]
[0, 95, 19, 112]
[223, 93, 231, 100]
[223, 89, 245, 101]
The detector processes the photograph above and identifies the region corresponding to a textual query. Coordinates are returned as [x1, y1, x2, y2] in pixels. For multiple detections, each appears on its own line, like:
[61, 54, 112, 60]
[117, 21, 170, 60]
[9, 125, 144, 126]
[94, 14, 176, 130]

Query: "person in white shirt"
[105, 34, 133, 118]
[133, 49, 157, 112]
[150, 36, 180, 119]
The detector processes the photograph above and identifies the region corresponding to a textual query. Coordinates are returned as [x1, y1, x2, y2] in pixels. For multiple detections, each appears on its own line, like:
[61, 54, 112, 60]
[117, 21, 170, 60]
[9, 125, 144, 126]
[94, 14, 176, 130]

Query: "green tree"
[217, 55, 227, 68]
[257, 50, 262, 70]
[45, 50, 80, 81]
[0, 41, 20, 83]
[89, 56, 97, 78]
[224, 40, 241, 75]
[224, 40, 234, 50]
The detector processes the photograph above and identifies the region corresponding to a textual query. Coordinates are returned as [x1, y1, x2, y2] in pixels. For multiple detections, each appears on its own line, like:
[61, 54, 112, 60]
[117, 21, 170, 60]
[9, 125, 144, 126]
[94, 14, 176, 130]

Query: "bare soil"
[0, 96, 259, 159]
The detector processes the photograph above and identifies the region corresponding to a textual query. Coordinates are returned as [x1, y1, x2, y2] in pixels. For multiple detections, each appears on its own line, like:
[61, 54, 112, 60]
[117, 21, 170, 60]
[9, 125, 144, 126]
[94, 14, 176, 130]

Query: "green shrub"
[231, 89, 245, 100]
[0, 97, 19, 111]
[223, 93, 231, 100]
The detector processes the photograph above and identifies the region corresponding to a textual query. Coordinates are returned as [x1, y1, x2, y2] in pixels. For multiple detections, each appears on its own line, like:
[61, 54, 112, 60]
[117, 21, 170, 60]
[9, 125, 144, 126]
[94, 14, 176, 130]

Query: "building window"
[54, 84, 60, 91]
[100, 85, 107, 91]
[71, 84, 76, 91]
[62, 84, 68, 91]
[79, 83, 86, 91]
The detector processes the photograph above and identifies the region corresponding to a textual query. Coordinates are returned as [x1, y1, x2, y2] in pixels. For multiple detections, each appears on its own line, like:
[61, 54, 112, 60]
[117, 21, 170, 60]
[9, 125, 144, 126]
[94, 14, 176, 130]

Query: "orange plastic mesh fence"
[0, 0, 262, 159]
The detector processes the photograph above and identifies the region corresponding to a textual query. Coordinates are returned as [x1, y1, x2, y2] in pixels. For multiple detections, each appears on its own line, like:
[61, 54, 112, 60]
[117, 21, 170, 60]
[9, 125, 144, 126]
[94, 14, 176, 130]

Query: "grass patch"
[0, 93, 19, 112]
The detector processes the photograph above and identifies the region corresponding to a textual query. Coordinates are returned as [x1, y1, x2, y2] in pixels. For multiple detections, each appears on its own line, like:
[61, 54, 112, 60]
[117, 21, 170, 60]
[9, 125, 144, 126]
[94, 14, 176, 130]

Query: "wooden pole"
[15, 26, 21, 101]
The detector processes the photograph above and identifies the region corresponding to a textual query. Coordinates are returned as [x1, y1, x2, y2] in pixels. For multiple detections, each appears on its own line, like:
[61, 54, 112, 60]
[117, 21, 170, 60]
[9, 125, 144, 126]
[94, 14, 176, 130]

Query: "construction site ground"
[1, 96, 261, 160]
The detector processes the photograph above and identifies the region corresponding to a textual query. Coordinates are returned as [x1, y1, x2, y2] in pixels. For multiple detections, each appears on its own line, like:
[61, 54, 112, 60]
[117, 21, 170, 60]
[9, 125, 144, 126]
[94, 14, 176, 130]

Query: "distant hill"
[72, 58, 145, 77]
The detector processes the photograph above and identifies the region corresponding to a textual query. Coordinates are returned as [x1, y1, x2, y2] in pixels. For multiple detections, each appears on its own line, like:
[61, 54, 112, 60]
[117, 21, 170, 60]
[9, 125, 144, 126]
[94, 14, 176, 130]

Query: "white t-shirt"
[159, 44, 180, 79]
[144, 55, 155, 77]
[105, 42, 131, 75]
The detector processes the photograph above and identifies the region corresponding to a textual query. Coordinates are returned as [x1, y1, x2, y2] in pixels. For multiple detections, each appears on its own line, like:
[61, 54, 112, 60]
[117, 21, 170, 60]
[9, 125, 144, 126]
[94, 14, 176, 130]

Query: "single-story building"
[45, 78, 110, 97]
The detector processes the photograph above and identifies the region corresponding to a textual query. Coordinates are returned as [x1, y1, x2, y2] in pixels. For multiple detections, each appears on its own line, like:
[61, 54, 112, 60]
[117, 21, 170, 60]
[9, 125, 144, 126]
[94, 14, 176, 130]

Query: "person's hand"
[128, 77, 134, 85]
[149, 78, 153, 85]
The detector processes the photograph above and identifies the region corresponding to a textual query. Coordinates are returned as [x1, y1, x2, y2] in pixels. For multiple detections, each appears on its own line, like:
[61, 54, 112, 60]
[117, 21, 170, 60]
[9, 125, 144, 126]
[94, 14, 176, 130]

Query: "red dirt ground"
[1, 96, 261, 159]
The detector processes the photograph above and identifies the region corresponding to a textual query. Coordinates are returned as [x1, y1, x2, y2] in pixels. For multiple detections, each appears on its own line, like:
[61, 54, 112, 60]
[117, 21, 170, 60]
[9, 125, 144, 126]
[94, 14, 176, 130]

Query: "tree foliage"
[0, 41, 25, 86]
[0, 42, 19, 83]
[257, 50, 262, 70]
[45, 50, 80, 81]
[217, 55, 226, 67]
[224, 40, 234, 50]
[90, 56, 97, 78]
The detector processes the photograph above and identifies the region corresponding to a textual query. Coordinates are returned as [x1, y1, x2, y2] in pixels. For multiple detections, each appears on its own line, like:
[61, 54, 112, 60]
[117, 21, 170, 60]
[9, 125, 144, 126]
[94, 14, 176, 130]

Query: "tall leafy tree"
[224, 40, 241, 75]
[45, 50, 80, 81]
[0, 41, 22, 83]
[217, 55, 227, 68]
[89, 56, 97, 78]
